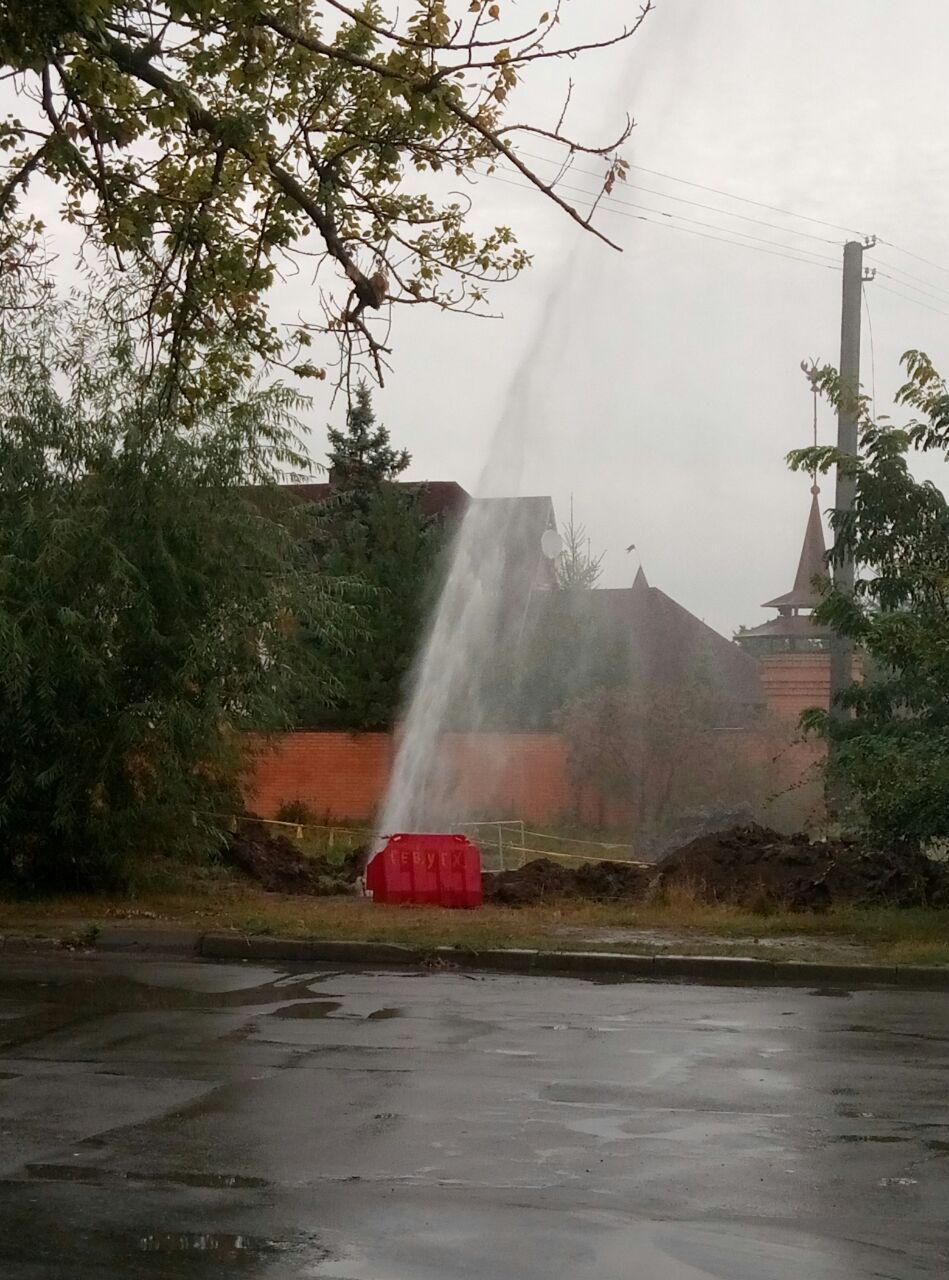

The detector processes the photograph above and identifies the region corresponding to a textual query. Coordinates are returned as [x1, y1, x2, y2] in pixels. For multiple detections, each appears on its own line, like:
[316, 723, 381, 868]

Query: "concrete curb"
[196, 932, 949, 992]
[2, 925, 948, 990]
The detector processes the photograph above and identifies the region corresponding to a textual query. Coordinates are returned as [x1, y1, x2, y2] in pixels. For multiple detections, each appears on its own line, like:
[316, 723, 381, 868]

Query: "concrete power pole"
[827, 240, 864, 722]
[827, 238, 876, 806]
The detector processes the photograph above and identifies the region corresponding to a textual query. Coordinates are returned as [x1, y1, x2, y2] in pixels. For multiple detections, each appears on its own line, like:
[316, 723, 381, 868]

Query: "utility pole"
[828, 238, 875, 798]
[828, 240, 863, 720]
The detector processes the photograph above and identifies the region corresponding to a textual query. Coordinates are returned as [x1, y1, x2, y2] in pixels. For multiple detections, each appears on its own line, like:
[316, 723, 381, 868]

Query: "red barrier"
[366, 833, 482, 909]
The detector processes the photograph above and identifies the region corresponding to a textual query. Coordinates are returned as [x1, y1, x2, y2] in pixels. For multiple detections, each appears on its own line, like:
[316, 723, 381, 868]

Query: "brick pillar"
[758, 652, 831, 721]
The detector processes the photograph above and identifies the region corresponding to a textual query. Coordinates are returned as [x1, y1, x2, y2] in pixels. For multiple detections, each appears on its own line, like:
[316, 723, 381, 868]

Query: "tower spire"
[762, 364, 827, 613]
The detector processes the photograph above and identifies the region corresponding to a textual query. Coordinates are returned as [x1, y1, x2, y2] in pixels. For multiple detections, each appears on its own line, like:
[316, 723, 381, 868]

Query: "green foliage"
[0, 1, 646, 389]
[297, 383, 443, 729]
[789, 351, 949, 847]
[327, 379, 410, 492]
[0, 286, 357, 890]
[274, 799, 319, 827]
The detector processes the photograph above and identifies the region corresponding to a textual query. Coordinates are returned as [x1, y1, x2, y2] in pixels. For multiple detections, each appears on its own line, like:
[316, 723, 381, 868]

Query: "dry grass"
[1, 869, 947, 966]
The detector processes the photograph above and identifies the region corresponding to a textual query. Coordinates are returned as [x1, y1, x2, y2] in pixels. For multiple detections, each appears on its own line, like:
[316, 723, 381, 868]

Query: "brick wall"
[246, 732, 393, 824]
[758, 652, 832, 721]
[245, 712, 824, 831]
[244, 731, 576, 827]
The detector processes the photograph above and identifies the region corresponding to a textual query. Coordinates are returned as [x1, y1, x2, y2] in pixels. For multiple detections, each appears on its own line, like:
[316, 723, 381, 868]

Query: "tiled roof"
[739, 614, 831, 640]
[558, 569, 762, 710]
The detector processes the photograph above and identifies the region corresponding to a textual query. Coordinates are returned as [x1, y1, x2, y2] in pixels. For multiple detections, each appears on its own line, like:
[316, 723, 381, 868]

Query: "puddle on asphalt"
[26, 1163, 105, 1183]
[365, 1006, 404, 1020]
[168, 1171, 269, 1189]
[925, 1139, 949, 1155]
[845, 1023, 949, 1046]
[269, 1000, 342, 1020]
[138, 1232, 274, 1257]
[0, 972, 350, 1051]
[808, 988, 853, 998]
[834, 1134, 905, 1144]
[26, 1162, 269, 1190]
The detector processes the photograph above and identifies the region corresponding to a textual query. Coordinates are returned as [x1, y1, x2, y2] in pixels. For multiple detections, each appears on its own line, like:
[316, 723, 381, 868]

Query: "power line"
[862, 284, 877, 416]
[480, 170, 841, 271]
[877, 237, 949, 279]
[526, 170, 842, 264]
[516, 147, 866, 238]
[517, 149, 841, 247]
[518, 147, 949, 291]
[873, 280, 949, 320]
[625, 162, 868, 238]
[482, 162, 841, 266]
[493, 155, 949, 306]
[872, 262, 949, 305]
[876, 271, 949, 307]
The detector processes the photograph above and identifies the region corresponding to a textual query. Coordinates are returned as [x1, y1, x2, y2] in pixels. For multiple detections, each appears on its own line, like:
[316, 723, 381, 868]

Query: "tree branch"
[0, 140, 52, 215]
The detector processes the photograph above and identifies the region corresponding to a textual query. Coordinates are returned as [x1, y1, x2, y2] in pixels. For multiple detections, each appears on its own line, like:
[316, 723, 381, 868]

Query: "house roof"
[284, 479, 470, 521]
[763, 487, 828, 610]
[739, 613, 831, 641]
[572, 568, 762, 710]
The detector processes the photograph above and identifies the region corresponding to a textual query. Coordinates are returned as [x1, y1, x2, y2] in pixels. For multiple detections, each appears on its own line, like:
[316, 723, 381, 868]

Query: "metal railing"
[449, 820, 648, 871]
[450, 819, 525, 871]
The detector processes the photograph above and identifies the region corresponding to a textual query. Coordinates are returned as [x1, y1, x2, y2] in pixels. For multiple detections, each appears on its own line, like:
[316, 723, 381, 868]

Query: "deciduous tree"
[0, 1, 652, 389]
[0, 284, 357, 888]
[789, 352, 949, 847]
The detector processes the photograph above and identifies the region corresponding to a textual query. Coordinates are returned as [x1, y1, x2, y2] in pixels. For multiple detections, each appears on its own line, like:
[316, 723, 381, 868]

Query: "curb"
[196, 932, 949, 992]
[2, 926, 948, 991]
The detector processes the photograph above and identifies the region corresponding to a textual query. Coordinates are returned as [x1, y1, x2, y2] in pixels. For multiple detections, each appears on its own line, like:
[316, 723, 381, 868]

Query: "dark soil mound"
[223, 821, 361, 895]
[482, 857, 650, 906]
[656, 823, 949, 909]
[481, 827, 949, 911]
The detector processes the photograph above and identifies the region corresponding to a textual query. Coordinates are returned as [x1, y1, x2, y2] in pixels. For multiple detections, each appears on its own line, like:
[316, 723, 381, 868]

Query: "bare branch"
[257, 12, 625, 250]
[0, 140, 52, 214]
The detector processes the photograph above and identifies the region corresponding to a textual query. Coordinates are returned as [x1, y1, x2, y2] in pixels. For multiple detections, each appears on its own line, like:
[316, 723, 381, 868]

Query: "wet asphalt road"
[0, 956, 946, 1279]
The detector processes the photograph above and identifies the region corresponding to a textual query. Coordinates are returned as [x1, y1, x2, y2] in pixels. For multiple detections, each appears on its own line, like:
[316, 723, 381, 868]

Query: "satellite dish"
[541, 529, 564, 560]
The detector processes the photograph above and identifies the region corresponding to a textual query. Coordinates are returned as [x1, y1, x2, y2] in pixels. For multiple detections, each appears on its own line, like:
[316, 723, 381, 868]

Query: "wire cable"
[517, 149, 841, 246]
[873, 281, 949, 320]
[877, 237, 949, 279]
[863, 284, 877, 416]
[873, 269, 949, 307]
[534, 170, 843, 263]
[515, 147, 867, 238]
[876, 271, 949, 308]
[517, 147, 949, 288]
[871, 257, 949, 302]
[481, 161, 842, 265]
[480, 169, 841, 271]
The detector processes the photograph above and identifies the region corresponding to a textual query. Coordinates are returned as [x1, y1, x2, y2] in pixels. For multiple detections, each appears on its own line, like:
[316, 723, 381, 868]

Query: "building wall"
[758, 652, 832, 721]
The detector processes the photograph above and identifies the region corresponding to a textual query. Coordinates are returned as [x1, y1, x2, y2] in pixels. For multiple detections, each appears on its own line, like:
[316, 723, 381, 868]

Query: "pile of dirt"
[482, 857, 650, 906]
[655, 823, 949, 910]
[223, 821, 362, 895]
[481, 825, 949, 910]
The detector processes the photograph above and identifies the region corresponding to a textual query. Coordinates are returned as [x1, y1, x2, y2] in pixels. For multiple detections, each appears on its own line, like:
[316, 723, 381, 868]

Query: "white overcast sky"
[10, 1, 949, 638]
[310, 0, 949, 638]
